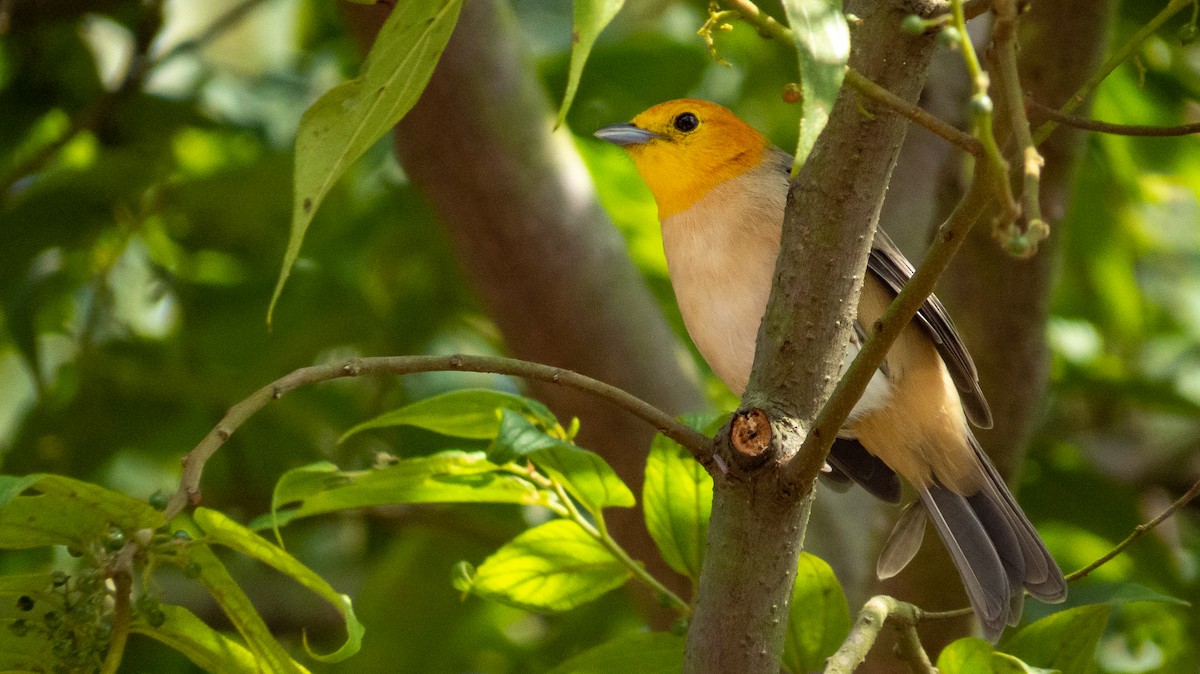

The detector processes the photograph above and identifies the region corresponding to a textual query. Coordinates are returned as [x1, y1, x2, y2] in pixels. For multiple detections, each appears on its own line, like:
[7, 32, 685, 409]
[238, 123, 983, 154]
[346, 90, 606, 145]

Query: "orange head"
[594, 99, 771, 219]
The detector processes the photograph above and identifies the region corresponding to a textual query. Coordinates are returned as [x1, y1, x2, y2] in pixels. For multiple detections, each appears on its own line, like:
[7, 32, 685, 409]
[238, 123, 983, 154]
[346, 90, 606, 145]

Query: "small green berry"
[938, 26, 962, 48]
[1179, 23, 1198, 45]
[901, 14, 926, 36]
[104, 528, 126, 552]
[970, 94, 994, 116]
[147, 608, 167, 628]
[172, 529, 191, 542]
[148, 490, 169, 511]
[669, 617, 689, 636]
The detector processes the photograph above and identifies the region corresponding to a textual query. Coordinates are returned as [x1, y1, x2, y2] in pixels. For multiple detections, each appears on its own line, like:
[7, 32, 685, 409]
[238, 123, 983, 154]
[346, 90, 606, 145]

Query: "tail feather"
[912, 441, 1067, 640]
[920, 485, 1011, 640]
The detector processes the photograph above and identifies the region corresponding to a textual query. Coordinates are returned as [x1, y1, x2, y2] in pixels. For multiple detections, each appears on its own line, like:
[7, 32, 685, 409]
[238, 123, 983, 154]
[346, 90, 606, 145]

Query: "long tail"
[917, 437, 1066, 640]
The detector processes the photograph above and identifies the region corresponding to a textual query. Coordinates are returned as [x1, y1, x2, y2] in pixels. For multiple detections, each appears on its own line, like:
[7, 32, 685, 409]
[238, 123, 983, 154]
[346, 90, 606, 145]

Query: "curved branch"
[1067, 476, 1200, 582]
[824, 595, 932, 674]
[1027, 98, 1200, 137]
[163, 354, 713, 519]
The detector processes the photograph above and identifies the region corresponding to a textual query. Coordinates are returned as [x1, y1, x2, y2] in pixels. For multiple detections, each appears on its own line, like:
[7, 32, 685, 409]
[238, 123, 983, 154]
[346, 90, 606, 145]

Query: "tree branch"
[1026, 98, 1200, 137]
[163, 354, 712, 520]
[1066, 476, 1200, 582]
[825, 595, 933, 674]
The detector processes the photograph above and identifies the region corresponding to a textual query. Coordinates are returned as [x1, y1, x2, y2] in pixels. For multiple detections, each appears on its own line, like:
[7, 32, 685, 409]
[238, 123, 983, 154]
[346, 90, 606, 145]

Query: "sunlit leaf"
[463, 519, 630, 612]
[780, 0, 849, 169]
[938, 638, 1051, 674]
[270, 0, 464, 323]
[782, 553, 851, 673]
[492, 411, 633, 512]
[0, 474, 165, 549]
[194, 508, 364, 663]
[643, 414, 717, 581]
[545, 631, 684, 674]
[340, 388, 556, 442]
[186, 542, 309, 673]
[257, 451, 551, 531]
[556, 0, 625, 127]
[1003, 604, 1110, 674]
[131, 604, 268, 674]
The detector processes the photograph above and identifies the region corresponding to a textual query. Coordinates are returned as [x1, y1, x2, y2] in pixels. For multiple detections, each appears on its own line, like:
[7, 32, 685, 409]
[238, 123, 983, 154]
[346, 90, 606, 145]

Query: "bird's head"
[594, 99, 771, 219]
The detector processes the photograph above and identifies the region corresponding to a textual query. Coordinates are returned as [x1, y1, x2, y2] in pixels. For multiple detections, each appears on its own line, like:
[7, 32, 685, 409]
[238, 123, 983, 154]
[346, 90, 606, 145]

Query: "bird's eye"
[673, 112, 699, 133]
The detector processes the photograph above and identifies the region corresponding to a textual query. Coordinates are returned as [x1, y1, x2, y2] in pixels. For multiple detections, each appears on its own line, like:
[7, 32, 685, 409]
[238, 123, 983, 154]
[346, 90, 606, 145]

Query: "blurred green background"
[1, 0, 1198, 672]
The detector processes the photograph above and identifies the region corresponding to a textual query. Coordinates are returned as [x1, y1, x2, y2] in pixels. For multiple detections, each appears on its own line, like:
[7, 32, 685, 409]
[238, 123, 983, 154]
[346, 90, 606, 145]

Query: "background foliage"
[1, 0, 1198, 672]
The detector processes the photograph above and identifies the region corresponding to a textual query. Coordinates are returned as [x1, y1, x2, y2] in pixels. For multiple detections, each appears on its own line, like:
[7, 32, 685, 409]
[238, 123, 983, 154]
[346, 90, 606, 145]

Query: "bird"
[594, 98, 1066, 640]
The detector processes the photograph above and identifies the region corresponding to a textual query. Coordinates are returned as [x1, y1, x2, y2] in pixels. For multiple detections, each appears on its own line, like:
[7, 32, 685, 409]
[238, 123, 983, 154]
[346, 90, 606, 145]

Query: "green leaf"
[531, 442, 635, 513]
[0, 572, 55, 670]
[490, 408, 563, 463]
[186, 542, 309, 673]
[556, 0, 625, 127]
[463, 519, 630, 612]
[1063, 582, 1190, 608]
[492, 411, 634, 512]
[0, 474, 165, 549]
[194, 508, 364, 663]
[131, 604, 269, 674]
[340, 389, 556, 443]
[938, 638, 1051, 674]
[1004, 604, 1111, 674]
[782, 553, 851, 673]
[257, 451, 551, 531]
[269, 0, 464, 323]
[545, 631, 684, 674]
[780, 0, 850, 169]
[643, 414, 716, 581]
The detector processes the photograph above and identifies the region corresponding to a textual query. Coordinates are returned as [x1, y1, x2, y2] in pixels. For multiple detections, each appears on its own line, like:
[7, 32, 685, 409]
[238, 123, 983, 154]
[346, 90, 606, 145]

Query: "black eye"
[673, 112, 699, 133]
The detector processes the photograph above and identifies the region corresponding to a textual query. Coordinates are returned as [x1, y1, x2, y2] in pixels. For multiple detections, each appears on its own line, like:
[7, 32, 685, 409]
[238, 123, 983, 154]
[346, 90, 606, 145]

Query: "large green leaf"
[780, 0, 850, 169]
[556, 0, 625, 126]
[0, 474, 165, 549]
[340, 389, 556, 443]
[269, 0, 464, 323]
[545, 631, 684, 674]
[187, 542, 309, 673]
[258, 451, 552, 531]
[938, 638, 1051, 674]
[463, 519, 630, 612]
[782, 553, 851, 673]
[642, 414, 716, 582]
[194, 508, 364, 663]
[131, 604, 270, 674]
[1003, 604, 1111, 674]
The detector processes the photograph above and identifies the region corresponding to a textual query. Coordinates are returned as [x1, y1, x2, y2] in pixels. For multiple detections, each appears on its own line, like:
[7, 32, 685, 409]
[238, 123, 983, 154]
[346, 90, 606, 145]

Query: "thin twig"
[844, 68, 984, 157]
[989, 0, 1048, 257]
[164, 354, 714, 519]
[1032, 0, 1195, 145]
[785, 164, 994, 485]
[723, 0, 984, 158]
[1027, 97, 1200, 137]
[894, 622, 937, 674]
[948, 0, 1019, 233]
[98, 542, 139, 674]
[1067, 476, 1200, 582]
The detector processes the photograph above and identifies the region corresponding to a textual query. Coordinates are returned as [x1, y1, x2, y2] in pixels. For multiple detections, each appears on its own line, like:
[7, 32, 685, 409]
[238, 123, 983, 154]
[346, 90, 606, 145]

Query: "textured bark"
[341, 0, 707, 619]
[683, 2, 944, 671]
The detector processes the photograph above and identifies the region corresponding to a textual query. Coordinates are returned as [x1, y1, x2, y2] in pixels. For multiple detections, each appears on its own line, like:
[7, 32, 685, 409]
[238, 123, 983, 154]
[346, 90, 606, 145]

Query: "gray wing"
[868, 230, 993, 429]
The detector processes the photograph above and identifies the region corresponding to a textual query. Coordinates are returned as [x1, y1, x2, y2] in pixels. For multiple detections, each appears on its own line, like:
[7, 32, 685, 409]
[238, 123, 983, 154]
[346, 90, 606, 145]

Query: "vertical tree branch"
[684, 2, 946, 671]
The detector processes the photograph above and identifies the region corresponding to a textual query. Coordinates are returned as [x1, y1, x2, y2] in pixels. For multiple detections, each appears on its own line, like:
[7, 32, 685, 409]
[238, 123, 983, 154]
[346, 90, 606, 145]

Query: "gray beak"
[594, 123, 661, 146]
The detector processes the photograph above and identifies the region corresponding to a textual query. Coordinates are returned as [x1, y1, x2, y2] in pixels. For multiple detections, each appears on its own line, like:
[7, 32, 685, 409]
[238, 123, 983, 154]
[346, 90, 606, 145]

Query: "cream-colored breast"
[660, 166, 784, 395]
